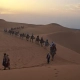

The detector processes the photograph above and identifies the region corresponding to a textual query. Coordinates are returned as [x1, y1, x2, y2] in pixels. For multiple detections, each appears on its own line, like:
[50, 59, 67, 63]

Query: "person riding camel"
[50, 42, 55, 53]
[40, 37, 44, 47]
[50, 42, 57, 61]
[35, 35, 40, 44]
[30, 34, 35, 42]
[26, 33, 30, 41]
[44, 39, 49, 48]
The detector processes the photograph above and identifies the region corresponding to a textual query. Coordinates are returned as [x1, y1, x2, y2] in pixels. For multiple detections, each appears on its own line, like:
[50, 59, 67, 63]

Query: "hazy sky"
[0, 0, 80, 29]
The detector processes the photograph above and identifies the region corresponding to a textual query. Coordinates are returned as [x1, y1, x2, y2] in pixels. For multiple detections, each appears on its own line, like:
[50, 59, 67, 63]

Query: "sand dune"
[0, 31, 78, 69]
[0, 19, 80, 80]
[47, 31, 80, 53]
[19, 23, 73, 35]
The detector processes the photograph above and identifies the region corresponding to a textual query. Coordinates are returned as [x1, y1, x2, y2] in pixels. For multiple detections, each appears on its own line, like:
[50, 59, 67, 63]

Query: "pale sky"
[0, 0, 80, 29]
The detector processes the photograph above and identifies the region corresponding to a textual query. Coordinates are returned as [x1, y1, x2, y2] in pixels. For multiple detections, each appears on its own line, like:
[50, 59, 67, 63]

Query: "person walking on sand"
[46, 53, 50, 64]
[6, 55, 10, 70]
[2, 53, 7, 70]
[2, 53, 10, 70]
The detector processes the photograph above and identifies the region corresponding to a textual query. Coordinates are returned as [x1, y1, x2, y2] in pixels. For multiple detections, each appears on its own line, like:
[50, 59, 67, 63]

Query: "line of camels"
[4, 26, 57, 61]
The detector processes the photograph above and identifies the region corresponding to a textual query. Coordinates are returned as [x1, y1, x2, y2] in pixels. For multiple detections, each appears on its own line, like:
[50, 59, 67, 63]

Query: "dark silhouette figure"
[50, 43, 57, 61]
[15, 31, 19, 36]
[26, 34, 30, 41]
[44, 39, 49, 48]
[30, 34, 35, 42]
[4, 28, 7, 32]
[20, 33, 25, 39]
[40, 37, 44, 47]
[46, 53, 50, 64]
[35, 35, 40, 44]
[2, 53, 10, 70]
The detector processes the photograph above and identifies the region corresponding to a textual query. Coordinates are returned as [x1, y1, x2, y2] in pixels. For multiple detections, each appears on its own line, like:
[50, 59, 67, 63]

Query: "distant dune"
[48, 31, 80, 53]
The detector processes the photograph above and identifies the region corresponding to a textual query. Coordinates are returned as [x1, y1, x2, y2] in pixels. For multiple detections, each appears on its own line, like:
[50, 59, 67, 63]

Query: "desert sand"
[0, 19, 80, 80]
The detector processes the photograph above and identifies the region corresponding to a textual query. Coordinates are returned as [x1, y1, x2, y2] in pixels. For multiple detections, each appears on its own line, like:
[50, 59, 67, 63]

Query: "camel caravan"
[4, 26, 24, 36]
[3, 26, 57, 69]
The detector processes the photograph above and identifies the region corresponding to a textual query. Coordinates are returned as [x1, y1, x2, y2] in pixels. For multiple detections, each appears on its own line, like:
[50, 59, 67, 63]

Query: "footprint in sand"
[55, 75, 58, 77]
[54, 68, 57, 70]
[54, 69, 59, 77]
[55, 72, 58, 74]
[57, 71, 59, 72]
[48, 67, 51, 68]
[18, 59, 21, 61]
[15, 63, 17, 67]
